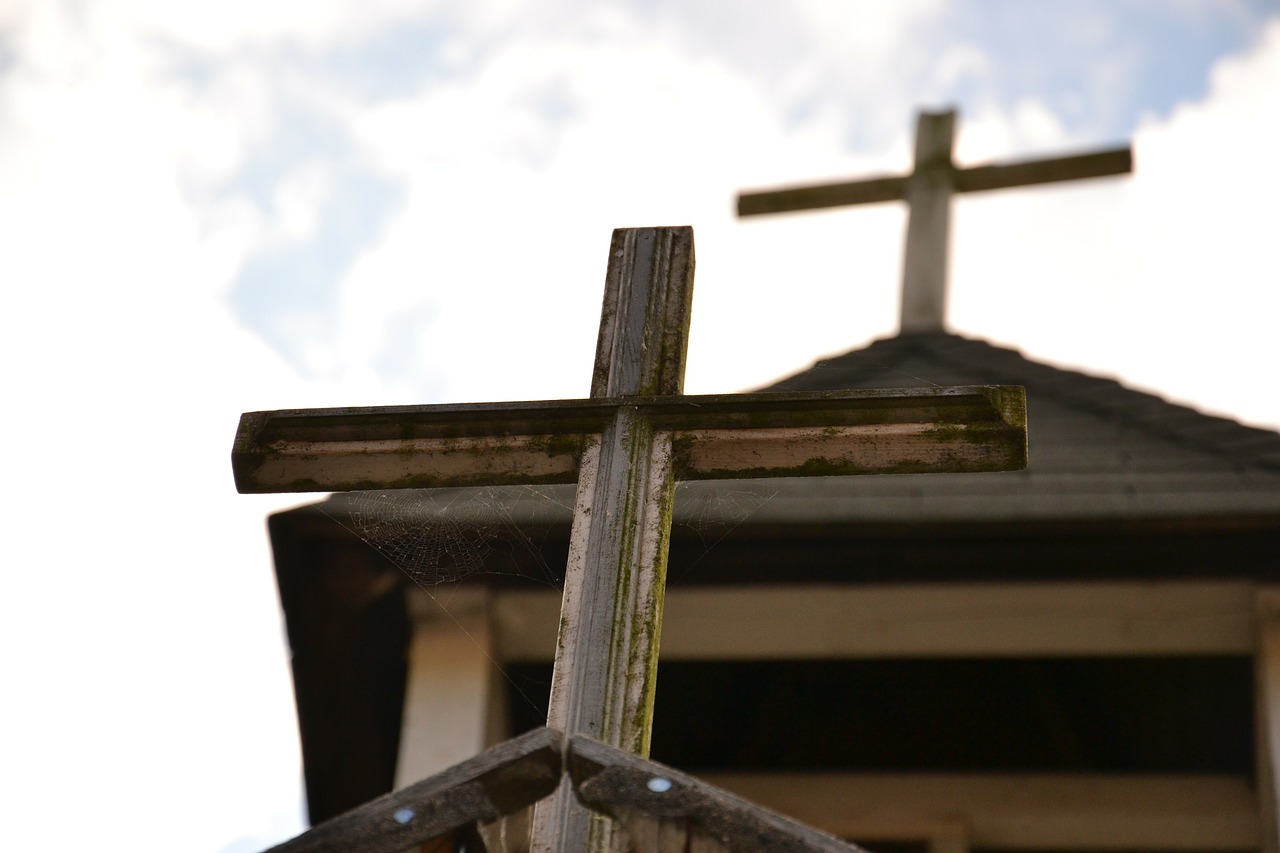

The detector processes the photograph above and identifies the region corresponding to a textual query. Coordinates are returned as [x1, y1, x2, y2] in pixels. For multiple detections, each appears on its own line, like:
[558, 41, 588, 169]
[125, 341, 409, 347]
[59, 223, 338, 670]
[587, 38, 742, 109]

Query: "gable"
[740, 331, 1280, 522]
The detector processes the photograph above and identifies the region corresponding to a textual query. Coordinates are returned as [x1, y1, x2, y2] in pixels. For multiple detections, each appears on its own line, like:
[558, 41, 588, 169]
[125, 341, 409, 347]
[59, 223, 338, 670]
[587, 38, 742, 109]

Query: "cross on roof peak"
[233, 225, 1027, 851]
[738, 108, 1133, 334]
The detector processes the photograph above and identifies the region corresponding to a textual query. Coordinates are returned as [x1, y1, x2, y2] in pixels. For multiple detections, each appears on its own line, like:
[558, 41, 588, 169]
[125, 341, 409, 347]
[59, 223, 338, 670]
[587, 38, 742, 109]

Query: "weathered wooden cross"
[233, 226, 1027, 851]
[738, 108, 1132, 332]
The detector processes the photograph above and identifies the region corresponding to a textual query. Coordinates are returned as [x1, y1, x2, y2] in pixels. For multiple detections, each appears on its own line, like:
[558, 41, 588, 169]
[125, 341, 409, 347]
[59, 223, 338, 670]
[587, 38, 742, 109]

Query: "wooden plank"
[737, 174, 907, 216]
[531, 227, 694, 852]
[491, 581, 1256, 663]
[1256, 589, 1280, 853]
[702, 771, 1259, 851]
[566, 735, 864, 852]
[954, 148, 1132, 195]
[675, 420, 1025, 480]
[735, 149, 1131, 216]
[266, 727, 563, 853]
[232, 386, 1026, 493]
[900, 111, 956, 333]
[590, 226, 695, 398]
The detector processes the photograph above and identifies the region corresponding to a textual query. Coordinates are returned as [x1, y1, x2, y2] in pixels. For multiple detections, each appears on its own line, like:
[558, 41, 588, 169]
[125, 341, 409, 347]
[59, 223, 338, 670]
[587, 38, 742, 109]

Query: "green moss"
[983, 385, 1028, 428]
[530, 432, 590, 458]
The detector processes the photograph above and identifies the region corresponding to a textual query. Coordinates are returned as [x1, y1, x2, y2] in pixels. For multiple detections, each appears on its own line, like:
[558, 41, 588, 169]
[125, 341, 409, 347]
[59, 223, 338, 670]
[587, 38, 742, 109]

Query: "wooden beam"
[954, 148, 1132, 195]
[490, 581, 1257, 662]
[232, 386, 1027, 493]
[701, 772, 1259, 851]
[532, 226, 694, 852]
[901, 110, 956, 333]
[736, 147, 1131, 217]
[738, 174, 908, 216]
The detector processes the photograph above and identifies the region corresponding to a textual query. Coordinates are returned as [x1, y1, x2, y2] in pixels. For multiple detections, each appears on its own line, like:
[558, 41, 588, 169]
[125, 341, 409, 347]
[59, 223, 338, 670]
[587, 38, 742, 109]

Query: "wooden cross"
[232, 226, 1027, 851]
[738, 109, 1132, 332]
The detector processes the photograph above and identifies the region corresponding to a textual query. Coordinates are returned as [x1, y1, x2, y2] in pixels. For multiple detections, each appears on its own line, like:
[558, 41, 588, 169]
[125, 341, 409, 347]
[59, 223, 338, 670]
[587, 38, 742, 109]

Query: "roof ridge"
[768, 331, 1280, 474]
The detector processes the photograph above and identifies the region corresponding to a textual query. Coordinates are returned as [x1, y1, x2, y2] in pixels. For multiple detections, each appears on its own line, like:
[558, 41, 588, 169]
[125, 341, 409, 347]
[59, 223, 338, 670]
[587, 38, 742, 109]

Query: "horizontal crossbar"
[954, 147, 1132, 194]
[737, 147, 1131, 216]
[233, 386, 1026, 493]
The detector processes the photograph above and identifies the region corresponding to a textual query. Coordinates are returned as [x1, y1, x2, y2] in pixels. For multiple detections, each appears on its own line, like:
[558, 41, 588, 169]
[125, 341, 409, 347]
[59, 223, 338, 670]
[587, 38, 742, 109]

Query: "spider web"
[326, 485, 573, 588]
[323, 481, 777, 589]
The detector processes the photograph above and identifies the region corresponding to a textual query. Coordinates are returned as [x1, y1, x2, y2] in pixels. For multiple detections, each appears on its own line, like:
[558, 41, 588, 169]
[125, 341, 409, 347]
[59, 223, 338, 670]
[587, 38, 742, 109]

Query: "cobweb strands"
[325, 485, 575, 588]
[321, 482, 779, 592]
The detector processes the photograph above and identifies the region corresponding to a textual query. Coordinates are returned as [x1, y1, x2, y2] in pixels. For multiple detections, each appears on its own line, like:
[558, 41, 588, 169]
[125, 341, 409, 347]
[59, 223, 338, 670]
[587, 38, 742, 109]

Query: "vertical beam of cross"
[530, 227, 695, 851]
[901, 111, 956, 333]
[737, 108, 1132, 334]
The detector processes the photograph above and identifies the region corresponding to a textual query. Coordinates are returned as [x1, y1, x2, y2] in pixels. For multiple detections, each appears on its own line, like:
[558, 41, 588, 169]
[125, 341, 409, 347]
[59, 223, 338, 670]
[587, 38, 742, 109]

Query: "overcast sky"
[2, 2, 1279, 850]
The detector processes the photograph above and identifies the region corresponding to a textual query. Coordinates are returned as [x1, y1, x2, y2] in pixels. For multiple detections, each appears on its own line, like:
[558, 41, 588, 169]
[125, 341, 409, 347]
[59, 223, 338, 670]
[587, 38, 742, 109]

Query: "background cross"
[737, 109, 1132, 333]
[233, 225, 1027, 851]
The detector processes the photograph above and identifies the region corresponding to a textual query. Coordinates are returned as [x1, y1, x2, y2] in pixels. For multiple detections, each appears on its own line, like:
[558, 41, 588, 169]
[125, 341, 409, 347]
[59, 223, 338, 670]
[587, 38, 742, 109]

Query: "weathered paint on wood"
[232, 386, 1027, 493]
[737, 108, 1132, 333]
[566, 734, 866, 852]
[265, 726, 562, 853]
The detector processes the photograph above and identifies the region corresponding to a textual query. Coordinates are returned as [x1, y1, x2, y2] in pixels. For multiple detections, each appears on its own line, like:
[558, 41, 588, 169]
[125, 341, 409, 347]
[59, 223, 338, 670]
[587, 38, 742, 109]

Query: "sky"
[2, 1, 1279, 850]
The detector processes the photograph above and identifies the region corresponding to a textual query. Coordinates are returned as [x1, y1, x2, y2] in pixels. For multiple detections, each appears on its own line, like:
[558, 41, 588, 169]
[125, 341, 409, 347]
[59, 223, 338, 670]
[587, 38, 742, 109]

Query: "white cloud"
[1119, 18, 1280, 426]
[104, 0, 433, 52]
[945, 19, 1280, 430]
[0, 8, 341, 848]
[4, 4, 1279, 851]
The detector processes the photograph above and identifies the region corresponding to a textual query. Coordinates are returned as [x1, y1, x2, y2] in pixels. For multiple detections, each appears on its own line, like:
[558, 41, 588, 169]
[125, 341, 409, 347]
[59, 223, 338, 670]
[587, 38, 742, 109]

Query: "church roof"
[730, 330, 1280, 524]
[267, 330, 1280, 826]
